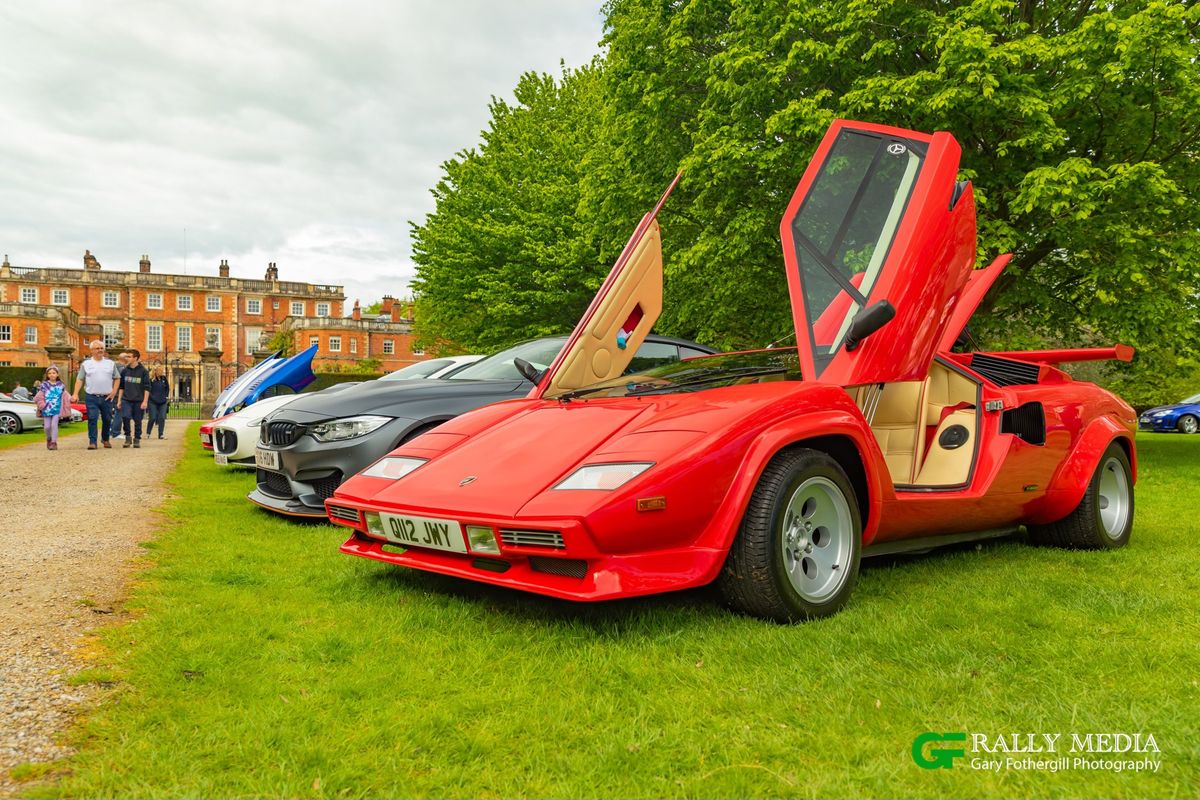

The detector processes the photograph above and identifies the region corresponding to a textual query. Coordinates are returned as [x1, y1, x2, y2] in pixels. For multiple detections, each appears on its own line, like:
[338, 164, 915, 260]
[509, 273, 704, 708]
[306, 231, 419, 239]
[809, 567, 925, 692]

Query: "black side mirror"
[513, 357, 543, 384]
[844, 300, 896, 352]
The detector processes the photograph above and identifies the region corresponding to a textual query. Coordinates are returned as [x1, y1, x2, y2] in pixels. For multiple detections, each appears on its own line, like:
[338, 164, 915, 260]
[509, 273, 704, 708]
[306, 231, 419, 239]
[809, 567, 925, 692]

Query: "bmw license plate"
[200, 432, 211, 444]
[255, 447, 280, 471]
[379, 512, 467, 554]
[214, 453, 229, 465]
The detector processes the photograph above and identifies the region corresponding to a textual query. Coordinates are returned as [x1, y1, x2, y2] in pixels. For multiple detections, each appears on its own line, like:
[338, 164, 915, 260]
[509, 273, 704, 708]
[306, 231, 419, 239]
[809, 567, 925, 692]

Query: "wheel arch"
[1028, 415, 1136, 526]
[394, 417, 452, 448]
[774, 435, 872, 536]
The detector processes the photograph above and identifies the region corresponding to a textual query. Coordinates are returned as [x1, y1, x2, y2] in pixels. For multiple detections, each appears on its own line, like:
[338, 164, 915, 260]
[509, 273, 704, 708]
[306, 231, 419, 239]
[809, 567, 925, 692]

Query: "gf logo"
[458, 476, 477, 487]
[887, 142, 908, 155]
[912, 732, 967, 769]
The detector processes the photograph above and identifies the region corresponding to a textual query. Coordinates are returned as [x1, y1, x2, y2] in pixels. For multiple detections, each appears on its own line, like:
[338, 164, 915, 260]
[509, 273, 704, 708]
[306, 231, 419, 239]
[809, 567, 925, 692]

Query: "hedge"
[0, 366, 48, 393]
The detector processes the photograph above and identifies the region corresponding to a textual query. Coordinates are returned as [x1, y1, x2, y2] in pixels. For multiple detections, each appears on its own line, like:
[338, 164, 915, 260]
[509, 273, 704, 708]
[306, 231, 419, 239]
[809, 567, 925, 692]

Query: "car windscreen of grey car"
[248, 334, 717, 517]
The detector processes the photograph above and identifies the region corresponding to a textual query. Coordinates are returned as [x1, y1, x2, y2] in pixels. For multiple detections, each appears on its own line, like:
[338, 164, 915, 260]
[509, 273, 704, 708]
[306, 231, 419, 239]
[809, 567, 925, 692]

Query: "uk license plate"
[200, 433, 211, 444]
[214, 453, 229, 466]
[379, 512, 467, 554]
[255, 447, 280, 471]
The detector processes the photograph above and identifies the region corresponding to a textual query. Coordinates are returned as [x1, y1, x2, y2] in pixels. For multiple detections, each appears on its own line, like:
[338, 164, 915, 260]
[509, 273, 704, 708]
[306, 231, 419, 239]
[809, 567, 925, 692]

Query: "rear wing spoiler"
[985, 344, 1134, 365]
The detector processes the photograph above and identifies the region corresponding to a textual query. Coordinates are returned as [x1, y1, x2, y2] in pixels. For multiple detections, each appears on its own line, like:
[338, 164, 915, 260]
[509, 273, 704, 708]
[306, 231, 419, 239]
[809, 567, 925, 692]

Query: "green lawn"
[0, 421, 86, 451]
[26, 428, 1200, 798]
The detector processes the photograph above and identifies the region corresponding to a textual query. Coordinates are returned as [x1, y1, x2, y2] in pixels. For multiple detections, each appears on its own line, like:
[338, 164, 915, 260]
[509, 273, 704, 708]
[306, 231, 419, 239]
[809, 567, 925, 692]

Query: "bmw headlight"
[554, 462, 654, 491]
[362, 456, 428, 480]
[308, 415, 392, 443]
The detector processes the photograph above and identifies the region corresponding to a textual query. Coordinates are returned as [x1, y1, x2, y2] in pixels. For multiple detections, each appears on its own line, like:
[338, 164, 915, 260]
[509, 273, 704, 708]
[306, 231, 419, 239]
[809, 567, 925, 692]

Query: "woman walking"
[146, 366, 170, 439]
[34, 365, 72, 450]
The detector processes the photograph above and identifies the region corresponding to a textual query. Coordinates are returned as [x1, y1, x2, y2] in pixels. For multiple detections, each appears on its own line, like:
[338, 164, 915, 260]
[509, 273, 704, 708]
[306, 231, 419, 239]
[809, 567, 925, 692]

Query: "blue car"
[1139, 393, 1200, 434]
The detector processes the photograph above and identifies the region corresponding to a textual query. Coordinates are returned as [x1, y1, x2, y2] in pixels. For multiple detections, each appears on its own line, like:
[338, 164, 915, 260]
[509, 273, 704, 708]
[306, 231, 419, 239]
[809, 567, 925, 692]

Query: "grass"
[0, 422, 86, 451]
[26, 428, 1200, 798]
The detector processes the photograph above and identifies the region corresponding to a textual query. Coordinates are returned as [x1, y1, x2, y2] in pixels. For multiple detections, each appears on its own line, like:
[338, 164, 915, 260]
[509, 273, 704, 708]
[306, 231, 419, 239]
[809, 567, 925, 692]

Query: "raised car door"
[780, 120, 978, 386]
[534, 175, 678, 399]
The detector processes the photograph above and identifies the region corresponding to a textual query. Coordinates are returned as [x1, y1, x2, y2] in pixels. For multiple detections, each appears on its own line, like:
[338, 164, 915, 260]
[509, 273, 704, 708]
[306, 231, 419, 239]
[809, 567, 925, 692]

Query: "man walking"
[117, 349, 150, 447]
[73, 340, 120, 449]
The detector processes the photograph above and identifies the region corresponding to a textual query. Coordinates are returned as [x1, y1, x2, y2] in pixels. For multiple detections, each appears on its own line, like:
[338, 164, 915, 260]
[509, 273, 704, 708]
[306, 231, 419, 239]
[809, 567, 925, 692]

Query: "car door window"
[624, 341, 679, 375]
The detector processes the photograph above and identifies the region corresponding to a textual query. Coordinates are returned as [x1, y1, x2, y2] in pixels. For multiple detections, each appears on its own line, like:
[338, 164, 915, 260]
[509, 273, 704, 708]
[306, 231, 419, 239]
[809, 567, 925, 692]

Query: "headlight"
[362, 456, 428, 480]
[308, 415, 391, 442]
[554, 462, 654, 491]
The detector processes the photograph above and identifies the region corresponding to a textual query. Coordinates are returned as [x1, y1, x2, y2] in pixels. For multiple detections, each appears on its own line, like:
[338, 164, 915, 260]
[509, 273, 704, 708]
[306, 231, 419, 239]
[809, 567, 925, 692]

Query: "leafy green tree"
[598, 0, 1200, 377]
[410, 64, 616, 353]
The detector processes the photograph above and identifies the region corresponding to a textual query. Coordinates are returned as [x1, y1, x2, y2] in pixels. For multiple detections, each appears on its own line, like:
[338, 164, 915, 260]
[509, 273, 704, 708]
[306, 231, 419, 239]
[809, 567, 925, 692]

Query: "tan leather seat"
[914, 409, 976, 486]
[862, 381, 924, 484]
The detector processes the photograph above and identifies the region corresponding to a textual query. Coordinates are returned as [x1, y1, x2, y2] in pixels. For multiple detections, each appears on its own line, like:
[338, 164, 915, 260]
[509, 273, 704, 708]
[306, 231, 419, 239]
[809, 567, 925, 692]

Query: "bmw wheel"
[1177, 414, 1199, 435]
[0, 412, 21, 435]
[1028, 442, 1133, 549]
[719, 447, 862, 622]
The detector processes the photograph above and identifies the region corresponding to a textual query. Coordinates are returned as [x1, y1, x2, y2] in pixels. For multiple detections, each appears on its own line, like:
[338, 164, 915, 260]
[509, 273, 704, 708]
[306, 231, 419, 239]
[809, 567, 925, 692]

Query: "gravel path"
[0, 426, 185, 796]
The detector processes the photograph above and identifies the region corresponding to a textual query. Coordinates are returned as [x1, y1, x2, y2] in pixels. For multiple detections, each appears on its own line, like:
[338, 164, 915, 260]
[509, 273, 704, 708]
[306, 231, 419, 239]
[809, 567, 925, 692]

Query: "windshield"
[790, 130, 924, 373]
[559, 349, 801, 399]
[450, 338, 567, 382]
[380, 358, 457, 381]
[1180, 393, 1200, 404]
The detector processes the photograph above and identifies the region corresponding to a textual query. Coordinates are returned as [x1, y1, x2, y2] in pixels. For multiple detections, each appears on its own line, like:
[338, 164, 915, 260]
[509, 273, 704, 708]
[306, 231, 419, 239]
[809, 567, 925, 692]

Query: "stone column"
[199, 336, 224, 417]
[44, 344, 77, 388]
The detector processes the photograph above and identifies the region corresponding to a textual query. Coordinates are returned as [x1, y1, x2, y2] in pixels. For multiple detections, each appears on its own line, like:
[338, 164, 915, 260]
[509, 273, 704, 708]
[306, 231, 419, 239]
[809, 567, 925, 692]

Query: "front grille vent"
[265, 421, 301, 446]
[499, 529, 565, 549]
[529, 557, 587, 579]
[327, 505, 360, 524]
[970, 353, 1041, 387]
[258, 469, 291, 498]
[311, 472, 343, 500]
[214, 429, 238, 454]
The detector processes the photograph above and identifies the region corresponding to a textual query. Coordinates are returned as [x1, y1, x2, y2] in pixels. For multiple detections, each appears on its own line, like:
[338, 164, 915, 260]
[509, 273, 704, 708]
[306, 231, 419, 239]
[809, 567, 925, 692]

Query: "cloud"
[0, 0, 602, 306]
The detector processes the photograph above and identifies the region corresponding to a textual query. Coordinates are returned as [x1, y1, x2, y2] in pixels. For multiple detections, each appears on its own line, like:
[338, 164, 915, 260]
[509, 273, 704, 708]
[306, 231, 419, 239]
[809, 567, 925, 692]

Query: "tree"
[597, 0, 1200, 378]
[410, 64, 617, 352]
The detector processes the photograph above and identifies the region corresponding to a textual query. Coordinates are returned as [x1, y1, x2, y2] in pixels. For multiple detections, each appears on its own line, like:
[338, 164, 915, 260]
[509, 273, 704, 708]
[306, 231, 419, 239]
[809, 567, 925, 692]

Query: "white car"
[212, 394, 301, 467]
[378, 355, 483, 381]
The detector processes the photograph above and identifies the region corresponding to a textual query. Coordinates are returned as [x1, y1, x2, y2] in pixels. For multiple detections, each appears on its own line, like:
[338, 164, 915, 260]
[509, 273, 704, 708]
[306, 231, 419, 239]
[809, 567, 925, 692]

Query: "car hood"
[271, 378, 527, 423]
[1143, 404, 1196, 416]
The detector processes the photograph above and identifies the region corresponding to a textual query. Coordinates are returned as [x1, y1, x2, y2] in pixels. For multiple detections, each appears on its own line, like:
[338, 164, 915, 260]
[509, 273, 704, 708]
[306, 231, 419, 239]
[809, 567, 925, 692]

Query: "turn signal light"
[466, 525, 501, 554]
[636, 496, 667, 512]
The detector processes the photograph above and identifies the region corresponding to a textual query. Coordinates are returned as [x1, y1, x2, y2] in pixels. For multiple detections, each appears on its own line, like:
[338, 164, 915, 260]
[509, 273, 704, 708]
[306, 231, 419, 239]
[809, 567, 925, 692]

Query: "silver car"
[0, 398, 43, 434]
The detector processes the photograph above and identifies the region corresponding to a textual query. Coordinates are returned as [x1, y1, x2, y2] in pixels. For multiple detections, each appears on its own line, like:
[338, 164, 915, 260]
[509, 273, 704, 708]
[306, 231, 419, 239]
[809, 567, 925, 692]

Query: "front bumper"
[250, 418, 412, 517]
[327, 499, 724, 601]
[1138, 416, 1176, 432]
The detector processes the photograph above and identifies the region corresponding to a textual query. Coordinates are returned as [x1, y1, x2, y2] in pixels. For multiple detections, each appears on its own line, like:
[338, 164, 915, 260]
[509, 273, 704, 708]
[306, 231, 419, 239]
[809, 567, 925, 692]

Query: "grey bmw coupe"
[249, 334, 715, 517]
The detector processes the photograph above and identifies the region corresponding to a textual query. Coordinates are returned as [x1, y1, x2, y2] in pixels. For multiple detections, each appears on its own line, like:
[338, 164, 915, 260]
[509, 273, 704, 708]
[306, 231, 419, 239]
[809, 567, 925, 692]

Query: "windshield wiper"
[625, 366, 789, 396]
[556, 366, 723, 402]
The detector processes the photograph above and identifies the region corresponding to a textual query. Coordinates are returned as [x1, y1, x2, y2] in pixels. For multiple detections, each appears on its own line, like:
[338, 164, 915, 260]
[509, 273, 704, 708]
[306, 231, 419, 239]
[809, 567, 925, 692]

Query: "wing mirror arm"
[513, 357, 544, 384]
[844, 300, 896, 352]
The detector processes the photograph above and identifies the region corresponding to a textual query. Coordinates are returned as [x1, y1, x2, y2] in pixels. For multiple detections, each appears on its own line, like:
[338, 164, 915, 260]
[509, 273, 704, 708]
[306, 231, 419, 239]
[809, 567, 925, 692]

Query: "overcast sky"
[0, 1, 603, 309]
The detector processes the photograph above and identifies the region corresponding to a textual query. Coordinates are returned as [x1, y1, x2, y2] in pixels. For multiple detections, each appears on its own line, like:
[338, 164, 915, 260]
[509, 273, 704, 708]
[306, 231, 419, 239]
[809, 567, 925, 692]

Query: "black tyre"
[1028, 442, 1133, 549]
[718, 448, 862, 622]
[0, 412, 22, 435]
[1177, 414, 1199, 435]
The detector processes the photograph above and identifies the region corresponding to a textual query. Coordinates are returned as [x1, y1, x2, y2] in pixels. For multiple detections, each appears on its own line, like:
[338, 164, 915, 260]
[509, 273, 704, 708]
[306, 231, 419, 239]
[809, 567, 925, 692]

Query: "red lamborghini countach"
[327, 120, 1137, 622]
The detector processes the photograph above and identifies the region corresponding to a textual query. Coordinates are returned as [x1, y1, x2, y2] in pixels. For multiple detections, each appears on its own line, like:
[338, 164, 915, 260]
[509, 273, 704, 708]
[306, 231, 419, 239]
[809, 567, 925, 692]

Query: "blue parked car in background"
[1139, 393, 1200, 434]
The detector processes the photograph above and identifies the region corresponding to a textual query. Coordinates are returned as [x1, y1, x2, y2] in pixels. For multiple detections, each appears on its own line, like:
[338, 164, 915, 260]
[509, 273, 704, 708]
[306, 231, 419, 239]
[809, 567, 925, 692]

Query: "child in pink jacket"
[34, 365, 72, 450]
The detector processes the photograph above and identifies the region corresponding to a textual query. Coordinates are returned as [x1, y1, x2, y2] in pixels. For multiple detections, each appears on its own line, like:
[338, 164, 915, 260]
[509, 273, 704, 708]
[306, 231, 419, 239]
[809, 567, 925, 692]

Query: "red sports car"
[327, 120, 1137, 622]
[199, 415, 232, 451]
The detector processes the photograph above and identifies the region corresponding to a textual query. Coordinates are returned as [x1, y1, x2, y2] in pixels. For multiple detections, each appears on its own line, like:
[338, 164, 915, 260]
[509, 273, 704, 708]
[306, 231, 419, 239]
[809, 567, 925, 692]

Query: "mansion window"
[24, 326, 37, 344]
[177, 327, 192, 351]
[206, 295, 221, 312]
[316, 302, 330, 317]
[20, 287, 37, 303]
[146, 293, 163, 310]
[349, 338, 357, 354]
[329, 336, 341, 352]
[102, 291, 119, 308]
[177, 295, 193, 311]
[309, 336, 319, 350]
[52, 289, 69, 305]
[244, 326, 263, 355]
[102, 322, 122, 347]
[382, 339, 394, 354]
[0, 325, 10, 342]
[413, 347, 425, 356]
[146, 324, 162, 352]
[291, 301, 304, 316]
[206, 326, 222, 349]
[246, 298, 262, 315]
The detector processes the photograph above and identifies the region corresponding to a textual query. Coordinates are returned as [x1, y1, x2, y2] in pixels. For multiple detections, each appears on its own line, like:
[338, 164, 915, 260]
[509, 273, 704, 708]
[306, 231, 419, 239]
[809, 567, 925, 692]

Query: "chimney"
[380, 295, 395, 316]
[265, 262, 279, 281]
[139, 254, 151, 273]
[390, 302, 404, 323]
[405, 301, 415, 322]
[1, 255, 8, 268]
[219, 259, 230, 278]
[83, 250, 101, 270]
[351, 299, 361, 321]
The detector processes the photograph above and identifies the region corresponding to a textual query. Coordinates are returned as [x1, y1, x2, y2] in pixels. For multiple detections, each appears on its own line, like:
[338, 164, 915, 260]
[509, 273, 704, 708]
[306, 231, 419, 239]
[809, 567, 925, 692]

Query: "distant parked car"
[250, 334, 717, 518]
[212, 394, 303, 468]
[0, 398, 42, 434]
[379, 355, 484, 382]
[1139, 393, 1200, 434]
[70, 401, 88, 421]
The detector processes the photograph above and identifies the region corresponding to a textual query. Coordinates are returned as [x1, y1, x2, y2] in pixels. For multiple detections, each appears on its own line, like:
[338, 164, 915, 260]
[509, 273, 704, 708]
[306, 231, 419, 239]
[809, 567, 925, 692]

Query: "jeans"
[43, 414, 59, 443]
[146, 401, 168, 437]
[122, 402, 146, 440]
[84, 394, 114, 444]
